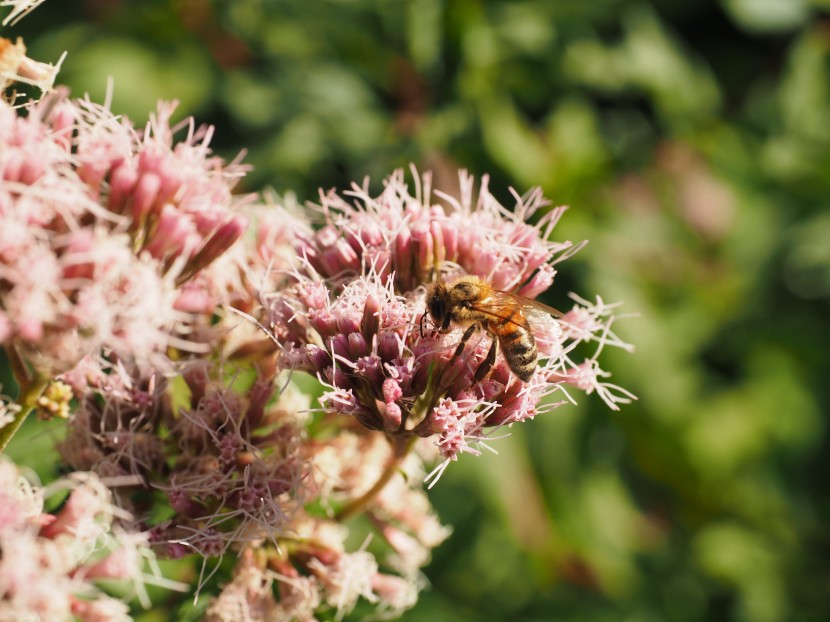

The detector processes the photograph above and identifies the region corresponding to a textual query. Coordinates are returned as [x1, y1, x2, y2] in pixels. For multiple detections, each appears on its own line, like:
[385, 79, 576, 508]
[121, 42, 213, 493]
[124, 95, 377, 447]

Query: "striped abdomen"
[489, 309, 537, 381]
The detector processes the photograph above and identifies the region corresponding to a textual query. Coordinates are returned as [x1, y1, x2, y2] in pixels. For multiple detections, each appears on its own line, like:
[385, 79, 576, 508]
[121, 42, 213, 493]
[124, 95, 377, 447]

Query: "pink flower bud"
[381, 400, 402, 431]
[181, 213, 248, 280]
[382, 378, 403, 404]
[410, 222, 433, 280]
[336, 314, 360, 335]
[131, 172, 162, 222]
[377, 332, 400, 362]
[107, 164, 138, 215]
[331, 334, 350, 359]
[306, 344, 333, 370]
[144, 203, 197, 260]
[347, 331, 369, 359]
[316, 229, 360, 276]
[393, 227, 413, 289]
[361, 295, 380, 341]
[309, 308, 337, 338]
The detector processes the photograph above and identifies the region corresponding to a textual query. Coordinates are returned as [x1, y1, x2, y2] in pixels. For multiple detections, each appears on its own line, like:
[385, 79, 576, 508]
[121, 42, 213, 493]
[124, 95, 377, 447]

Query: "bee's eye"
[428, 297, 444, 320]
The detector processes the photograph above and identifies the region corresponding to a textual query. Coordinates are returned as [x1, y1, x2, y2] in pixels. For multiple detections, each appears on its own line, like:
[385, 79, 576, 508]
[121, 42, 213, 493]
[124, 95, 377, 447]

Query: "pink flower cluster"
[1, 39, 633, 619]
[206, 431, 449, 621]
[0, 92, 250, 374]
[296, 170, 577, 295]
[59, 364, 305, 560]
[58, 360, 450, 619]
[0, 460, 179, 621]
[267, 170, 634, 477]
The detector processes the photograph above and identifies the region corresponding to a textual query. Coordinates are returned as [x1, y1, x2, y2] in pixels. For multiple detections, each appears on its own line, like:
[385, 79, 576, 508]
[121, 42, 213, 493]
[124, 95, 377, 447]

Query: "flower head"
[266, 169, 633, 476]
[0, 460, 180, 620]
[296, 168, 581, 295]
[59, 362, 309, 565]
[0, 92, 261, 377]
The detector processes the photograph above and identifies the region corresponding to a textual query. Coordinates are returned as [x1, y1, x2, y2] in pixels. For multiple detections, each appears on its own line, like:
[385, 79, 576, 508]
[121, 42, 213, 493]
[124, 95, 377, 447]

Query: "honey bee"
[422, 275, 561, 382]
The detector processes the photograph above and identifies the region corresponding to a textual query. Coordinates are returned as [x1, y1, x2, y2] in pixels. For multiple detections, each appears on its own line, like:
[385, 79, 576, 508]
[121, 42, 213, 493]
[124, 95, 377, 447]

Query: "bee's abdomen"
[496, 324, 538, 382]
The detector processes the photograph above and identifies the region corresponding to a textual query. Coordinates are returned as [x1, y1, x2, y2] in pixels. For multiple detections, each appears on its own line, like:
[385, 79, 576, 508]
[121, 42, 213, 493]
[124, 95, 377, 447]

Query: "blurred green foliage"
[6, 0, 830, 620]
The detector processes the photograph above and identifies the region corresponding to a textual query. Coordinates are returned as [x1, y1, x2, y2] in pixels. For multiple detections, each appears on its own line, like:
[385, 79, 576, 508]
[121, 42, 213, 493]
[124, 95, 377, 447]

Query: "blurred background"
[6, 1, 830, 620]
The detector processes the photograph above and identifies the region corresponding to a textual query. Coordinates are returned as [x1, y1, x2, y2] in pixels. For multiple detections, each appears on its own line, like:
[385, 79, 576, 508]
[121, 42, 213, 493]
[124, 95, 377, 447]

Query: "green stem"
[409, 361, 441, 431]
[0, 347, 48, 453]
[335, 434, 417, 522]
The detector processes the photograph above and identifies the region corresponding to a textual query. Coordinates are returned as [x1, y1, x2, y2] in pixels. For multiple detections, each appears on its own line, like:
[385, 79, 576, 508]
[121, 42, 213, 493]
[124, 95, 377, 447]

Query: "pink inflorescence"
[295, 169, 578, 295]
[0, 460, 176, 621]
[267, 169, 634, 474]
[58, 365, 307, 560]
[0, 93, 251, 375]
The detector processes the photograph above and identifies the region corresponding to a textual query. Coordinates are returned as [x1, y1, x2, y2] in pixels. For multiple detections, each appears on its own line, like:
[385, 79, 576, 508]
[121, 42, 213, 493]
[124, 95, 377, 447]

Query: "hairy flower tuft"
[266, 169, 633, 480]
[0, 460, 182, 620]
[0, 93, 259, 376]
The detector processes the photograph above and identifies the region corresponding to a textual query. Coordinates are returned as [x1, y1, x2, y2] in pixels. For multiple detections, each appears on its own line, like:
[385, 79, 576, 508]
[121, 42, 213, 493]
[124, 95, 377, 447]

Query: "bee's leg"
[453, 324, 478, 359]
[474, 337, 497, 383]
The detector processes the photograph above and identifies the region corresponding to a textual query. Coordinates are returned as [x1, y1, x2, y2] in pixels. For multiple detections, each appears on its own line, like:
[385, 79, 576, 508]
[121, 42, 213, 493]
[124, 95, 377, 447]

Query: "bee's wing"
[471, 291, 563, 321]
[472, 291, 563, 353]
[501, 291, 564, 319]
[520, 302, 563, 355]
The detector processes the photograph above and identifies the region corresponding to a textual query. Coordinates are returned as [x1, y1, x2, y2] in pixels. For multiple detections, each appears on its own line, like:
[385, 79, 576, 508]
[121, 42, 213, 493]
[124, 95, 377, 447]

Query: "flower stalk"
[335, 434, 418, 522]
[0, 346, 48, 453]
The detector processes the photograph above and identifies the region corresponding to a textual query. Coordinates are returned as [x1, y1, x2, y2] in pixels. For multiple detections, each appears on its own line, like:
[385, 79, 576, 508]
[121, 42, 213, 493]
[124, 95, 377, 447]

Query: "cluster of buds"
[268, 169, 634, 480]
[0, 459, 182, 621]
[58, 359, 452, 620]
[0, 89, 254, 376]
[58, 363, 307, 560]
[206, 429, 449, 621]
